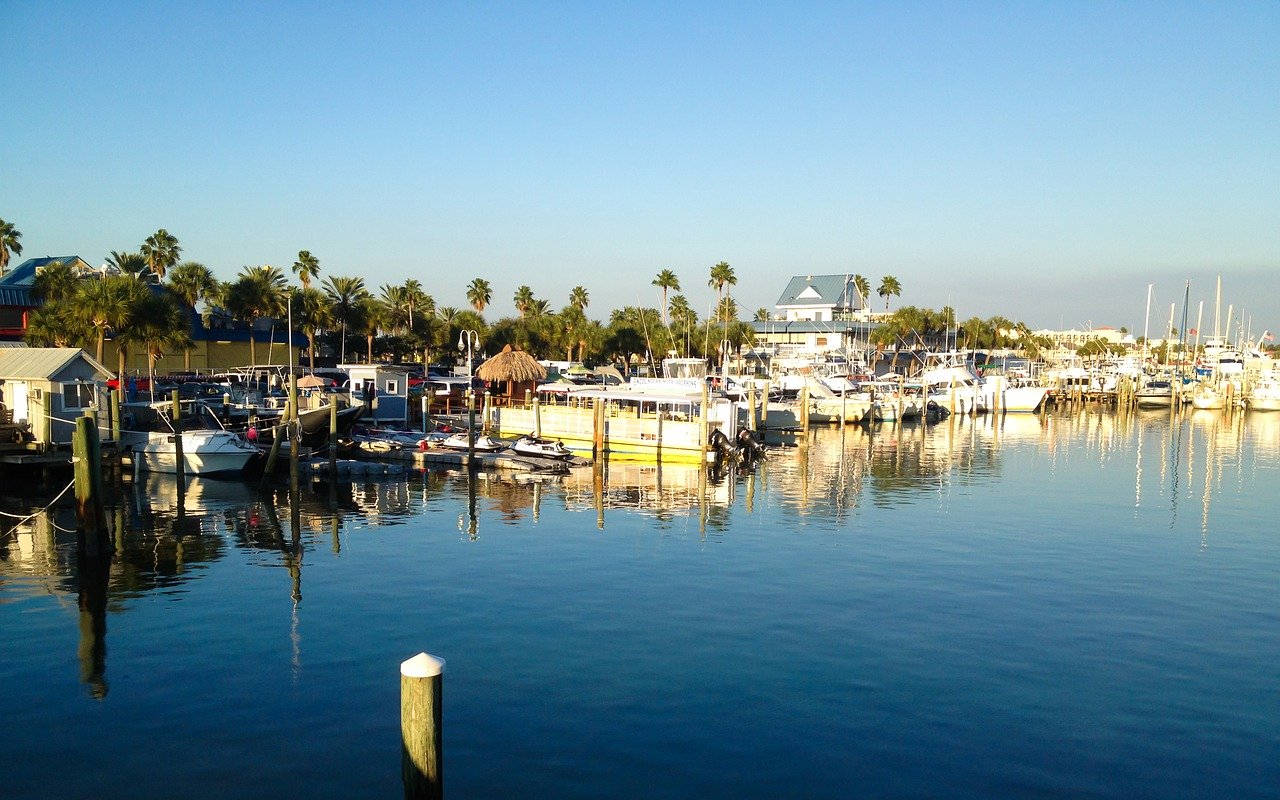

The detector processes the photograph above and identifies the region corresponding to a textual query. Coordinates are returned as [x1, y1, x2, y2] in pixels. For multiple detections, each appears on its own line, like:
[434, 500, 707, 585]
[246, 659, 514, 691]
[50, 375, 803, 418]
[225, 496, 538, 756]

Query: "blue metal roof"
[774, 274, 867, 310]
[0, 256, 90, 286]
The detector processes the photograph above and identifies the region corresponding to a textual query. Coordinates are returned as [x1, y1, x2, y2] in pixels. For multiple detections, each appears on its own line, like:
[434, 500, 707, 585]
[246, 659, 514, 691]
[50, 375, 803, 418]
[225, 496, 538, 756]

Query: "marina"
[2, 406, 1278, 798]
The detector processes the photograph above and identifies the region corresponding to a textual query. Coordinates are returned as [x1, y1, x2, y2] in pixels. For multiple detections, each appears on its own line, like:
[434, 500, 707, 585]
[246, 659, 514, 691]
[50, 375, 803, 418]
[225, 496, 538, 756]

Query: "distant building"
[1032, 327, 1131, 348]
[0, 256, 94, 339]
[751, 274, 880, 358]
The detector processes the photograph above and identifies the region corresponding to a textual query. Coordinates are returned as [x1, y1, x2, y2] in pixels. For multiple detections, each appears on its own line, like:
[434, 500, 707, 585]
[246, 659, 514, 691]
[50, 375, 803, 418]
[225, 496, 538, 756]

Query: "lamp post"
[458, 330, 479, 462]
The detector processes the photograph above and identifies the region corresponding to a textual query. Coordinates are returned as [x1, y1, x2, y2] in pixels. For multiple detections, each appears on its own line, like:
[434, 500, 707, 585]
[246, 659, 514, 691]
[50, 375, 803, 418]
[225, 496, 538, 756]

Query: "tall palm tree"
[140, 229, 181, 282]
[118, 293, 192, 384]
[358, 296, 389, 363]
[294, 286, 334, 372]
[226, 266, 288, 365]
[380, 284, 412, 333]
[30, 260, 81, 303]
[322, 275, 368, 364]
[79, 275, 149, 367]
[466, 278, 491, 315]
[754, 307, 769, 322]
[877, 276, 902, 312]
[569, 285, 589, 313]
[0, 218, 22, 275]
[401, 279, 428, 330]
[292, 250, 320, 289]
[853, 274, 871, 309]
[167, 261, 219, 370]
[652, 269, 680, 325]
[513, 285, 535, 318]
[708, 261, 736, 316]
[668, 294, 696, 357]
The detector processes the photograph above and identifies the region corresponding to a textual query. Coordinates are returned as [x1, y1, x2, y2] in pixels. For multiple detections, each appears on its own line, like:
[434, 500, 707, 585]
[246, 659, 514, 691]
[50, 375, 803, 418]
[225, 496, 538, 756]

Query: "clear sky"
[5, 2, 1278, 340]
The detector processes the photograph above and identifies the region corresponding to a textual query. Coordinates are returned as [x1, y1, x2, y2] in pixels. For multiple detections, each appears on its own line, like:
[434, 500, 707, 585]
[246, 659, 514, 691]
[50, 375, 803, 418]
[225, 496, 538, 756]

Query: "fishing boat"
[120, 400, 260, 476]
[920, 352, 986, 415]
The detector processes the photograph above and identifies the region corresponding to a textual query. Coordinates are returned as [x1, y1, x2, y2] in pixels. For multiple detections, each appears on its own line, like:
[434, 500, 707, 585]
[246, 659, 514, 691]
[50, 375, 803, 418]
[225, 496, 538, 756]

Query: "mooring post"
[533, 394, 542, 438]
[329, 399, 338, 475]
[171, 389, 185, 491]
[72, 416, 108, 552]
[401, 652, 445, 800]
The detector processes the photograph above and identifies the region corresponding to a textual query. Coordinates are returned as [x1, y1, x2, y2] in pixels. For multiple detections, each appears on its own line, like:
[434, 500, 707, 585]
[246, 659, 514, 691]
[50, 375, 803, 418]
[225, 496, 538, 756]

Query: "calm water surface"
[3, 409, 1278, 799]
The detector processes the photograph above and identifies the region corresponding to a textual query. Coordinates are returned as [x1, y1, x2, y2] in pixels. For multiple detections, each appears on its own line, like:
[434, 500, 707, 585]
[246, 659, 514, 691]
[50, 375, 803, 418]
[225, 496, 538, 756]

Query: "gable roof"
[0, 347, 114, 381]
[0, 256, 92, 286]
[775, 274, 866, 309]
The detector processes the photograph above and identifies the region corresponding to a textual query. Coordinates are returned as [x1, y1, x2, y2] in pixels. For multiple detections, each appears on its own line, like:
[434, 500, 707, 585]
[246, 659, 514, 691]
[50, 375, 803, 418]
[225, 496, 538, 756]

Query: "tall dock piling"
[401, 652, 445, 800]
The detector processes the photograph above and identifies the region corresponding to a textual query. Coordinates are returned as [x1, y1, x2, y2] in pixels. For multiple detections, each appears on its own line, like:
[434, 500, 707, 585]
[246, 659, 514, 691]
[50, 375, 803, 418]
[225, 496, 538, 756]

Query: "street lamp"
[458, 330, 480, 461]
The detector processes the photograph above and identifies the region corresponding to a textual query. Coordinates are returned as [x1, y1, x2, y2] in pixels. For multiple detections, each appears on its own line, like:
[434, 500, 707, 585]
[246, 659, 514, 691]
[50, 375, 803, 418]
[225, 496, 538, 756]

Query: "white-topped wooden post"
[401, 652, 445, 800]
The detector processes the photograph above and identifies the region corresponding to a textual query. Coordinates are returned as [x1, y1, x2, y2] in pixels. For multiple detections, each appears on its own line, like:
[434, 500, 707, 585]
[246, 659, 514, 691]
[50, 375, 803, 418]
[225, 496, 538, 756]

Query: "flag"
[1266, 331, 1275, 342]
[1188, 328, 1198, 336]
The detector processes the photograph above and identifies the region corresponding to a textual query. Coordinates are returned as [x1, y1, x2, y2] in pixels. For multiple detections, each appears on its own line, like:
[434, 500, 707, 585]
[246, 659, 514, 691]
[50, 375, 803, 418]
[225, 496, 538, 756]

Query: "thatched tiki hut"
[477, 344, 546, 403]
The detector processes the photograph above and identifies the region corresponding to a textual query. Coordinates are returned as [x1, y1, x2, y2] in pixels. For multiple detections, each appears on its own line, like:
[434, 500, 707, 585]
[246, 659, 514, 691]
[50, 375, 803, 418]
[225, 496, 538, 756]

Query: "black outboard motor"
[708, 428, 736, 460]
[735, 428, 766, 460]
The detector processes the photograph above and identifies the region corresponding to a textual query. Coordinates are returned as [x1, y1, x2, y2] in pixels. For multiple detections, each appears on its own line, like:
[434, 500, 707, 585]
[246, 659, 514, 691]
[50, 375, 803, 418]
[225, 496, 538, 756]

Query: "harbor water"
[2, 409, 1278, 799]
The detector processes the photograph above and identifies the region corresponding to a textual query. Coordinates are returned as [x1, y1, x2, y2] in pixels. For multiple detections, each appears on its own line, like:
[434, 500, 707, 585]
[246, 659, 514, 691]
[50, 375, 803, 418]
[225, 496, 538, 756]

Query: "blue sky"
[5, 2, 1278, 338]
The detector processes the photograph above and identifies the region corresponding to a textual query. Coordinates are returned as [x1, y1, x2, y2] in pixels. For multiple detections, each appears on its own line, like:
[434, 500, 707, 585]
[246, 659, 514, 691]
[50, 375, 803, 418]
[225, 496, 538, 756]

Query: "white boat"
[511, 434, 575, 460]
[1134, 379, 1175, 409]
[1247, 376, 1280, 412]
[439, 432, 507, 452]
[804, 377, 875, 425]
[1190, 381, 1224, 410]
[121, 401, 259, 476]
[981, 374, 1049, 414]
[920, 352, 986, 415]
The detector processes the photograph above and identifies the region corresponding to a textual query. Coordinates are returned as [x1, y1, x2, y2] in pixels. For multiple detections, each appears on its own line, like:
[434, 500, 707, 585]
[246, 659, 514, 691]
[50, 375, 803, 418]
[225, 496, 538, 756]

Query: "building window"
[385, 380, 398, 394]
[816, 337, 828, 347]
[62, 382, 95, 409]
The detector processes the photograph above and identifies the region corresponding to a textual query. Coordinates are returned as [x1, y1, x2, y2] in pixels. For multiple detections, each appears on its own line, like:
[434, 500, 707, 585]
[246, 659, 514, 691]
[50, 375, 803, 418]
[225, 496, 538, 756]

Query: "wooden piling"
[72, 416, 107, 548]
[329, 399, 338, 474]
[533, 394, 542, 438]
[400, 652, 445, 800]
[592, 397, 605, 460]
[171, 389, 185, 490]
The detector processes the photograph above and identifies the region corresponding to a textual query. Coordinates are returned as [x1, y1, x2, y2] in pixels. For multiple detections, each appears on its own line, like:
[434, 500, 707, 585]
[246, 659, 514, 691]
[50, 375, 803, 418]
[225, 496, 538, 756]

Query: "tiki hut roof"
[476, 344, 546, 384]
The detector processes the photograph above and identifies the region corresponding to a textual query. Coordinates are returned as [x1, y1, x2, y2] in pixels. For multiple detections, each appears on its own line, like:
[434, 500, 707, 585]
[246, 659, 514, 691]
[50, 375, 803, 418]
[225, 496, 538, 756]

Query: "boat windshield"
[125, 401, 229, 434]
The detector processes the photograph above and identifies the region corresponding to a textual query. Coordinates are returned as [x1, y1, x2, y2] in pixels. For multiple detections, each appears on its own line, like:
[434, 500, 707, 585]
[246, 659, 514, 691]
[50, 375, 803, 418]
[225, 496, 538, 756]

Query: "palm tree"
[466, 278, 492, 315]
[754, 307, 769, 322]
[31, 260, 81, 304]
[292, 250, 320, 289]
[513, 285, 535, 318]
[140, 229, 181, 282]
[118, 293, 192, 385]
[380, 284, 412, 333]
[0, 218, 22, 275]
[401, 279, 429, 330]
[569, 285, 589, 313]
[706, 262, 737, 312]
[322, 275, 368, 364]
[294, 286, 334, 371]
[357, 296, 389, 363]
[107, 250, 149, 279]
[226, 266, 288, 365]
[668, 294, 696, 356]
[853, 274, 871, 309]
[79, 275, 149, 367]
[877, 276, 902, 312]
[652, 269, 680, 325]
[166, 262, 219, 369]
[25, 302, 91, 347]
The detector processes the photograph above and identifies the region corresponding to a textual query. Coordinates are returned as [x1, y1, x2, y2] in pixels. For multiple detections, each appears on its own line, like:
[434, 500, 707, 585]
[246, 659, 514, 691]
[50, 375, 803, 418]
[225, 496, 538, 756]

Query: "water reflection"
[3, 408, 1276, 704]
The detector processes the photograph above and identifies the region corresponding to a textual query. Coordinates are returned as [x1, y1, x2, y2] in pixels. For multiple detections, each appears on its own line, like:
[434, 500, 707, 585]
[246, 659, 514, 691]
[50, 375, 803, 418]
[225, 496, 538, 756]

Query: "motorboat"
[1134, 379, 1175, 409]
[1247, 376, 1280, 412]
[438, 432, 507, 452]
[511, 434, 575, 460]
[1190, 381, 1224, 410]
[120, 400, 259, 476]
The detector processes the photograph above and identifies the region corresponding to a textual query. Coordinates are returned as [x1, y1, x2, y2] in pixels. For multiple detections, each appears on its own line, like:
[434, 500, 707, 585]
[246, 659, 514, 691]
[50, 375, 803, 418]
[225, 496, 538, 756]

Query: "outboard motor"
[708, 428, 736, 462]
[735, 428, 766, 461]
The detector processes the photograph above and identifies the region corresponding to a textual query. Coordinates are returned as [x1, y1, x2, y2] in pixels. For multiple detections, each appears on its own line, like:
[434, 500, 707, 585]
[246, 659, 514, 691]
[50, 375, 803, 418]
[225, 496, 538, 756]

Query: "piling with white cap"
[401, 652, 445, 800]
